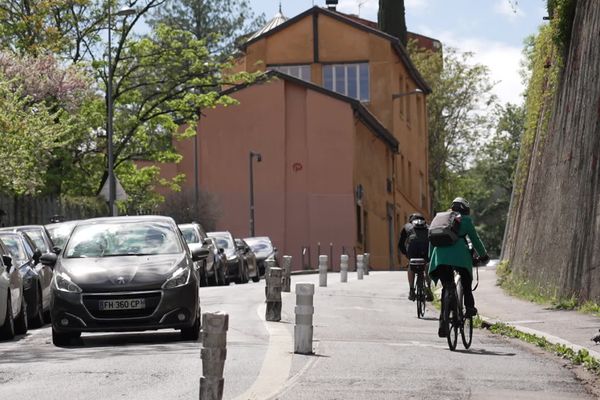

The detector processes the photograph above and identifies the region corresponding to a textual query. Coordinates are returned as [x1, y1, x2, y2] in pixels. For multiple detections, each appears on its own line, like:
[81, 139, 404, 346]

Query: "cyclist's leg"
[407, 267, 416, 300]
[458, 268, 476, 317]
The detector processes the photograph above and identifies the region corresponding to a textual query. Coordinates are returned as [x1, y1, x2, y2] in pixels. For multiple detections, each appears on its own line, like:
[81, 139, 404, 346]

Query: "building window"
[323, 63, 370, 102]
[400, 154, 405, 188]
[405, 82, 411, 125]
[269, 65, 311, 81]
[398, 76, 405, 118]
[416, 96, 423, 134]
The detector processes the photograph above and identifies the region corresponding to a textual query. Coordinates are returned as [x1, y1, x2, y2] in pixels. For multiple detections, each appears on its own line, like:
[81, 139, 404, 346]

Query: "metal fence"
[0, 195, 108, 227]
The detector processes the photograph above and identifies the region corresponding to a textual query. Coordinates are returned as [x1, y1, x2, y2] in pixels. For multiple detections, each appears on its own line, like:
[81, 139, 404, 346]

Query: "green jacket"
[428, 214, 486, 283]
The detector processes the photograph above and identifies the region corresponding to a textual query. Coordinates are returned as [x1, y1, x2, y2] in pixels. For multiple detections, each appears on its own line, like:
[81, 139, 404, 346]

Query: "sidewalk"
[476, 266, 600, 359]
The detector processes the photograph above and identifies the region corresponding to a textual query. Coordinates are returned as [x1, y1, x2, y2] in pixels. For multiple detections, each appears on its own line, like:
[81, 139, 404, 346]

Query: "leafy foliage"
[147, 0, 265, 56]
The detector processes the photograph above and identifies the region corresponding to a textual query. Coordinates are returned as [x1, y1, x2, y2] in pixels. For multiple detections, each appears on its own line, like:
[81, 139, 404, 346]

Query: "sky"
[247, 0, 549, 106]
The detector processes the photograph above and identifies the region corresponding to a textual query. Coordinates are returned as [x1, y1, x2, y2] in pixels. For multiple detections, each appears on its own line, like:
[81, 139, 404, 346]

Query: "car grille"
[82, 291, 161, 319]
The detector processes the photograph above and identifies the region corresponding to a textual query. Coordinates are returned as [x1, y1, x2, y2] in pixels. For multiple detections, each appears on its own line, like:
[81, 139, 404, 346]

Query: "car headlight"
[53, 272, 82, 293]
[162, 267, 191, 289]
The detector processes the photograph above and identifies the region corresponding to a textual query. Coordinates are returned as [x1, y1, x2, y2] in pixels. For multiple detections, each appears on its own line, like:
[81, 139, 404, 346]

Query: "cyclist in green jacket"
[428, 197, 489, 337]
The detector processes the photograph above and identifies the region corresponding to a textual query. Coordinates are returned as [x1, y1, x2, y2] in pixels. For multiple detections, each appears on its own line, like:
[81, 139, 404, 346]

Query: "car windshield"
[64, 221, 182, 258]
[19, 228, 49, 252]
[0, 234, 29, 265]
[208, 234, 233, 251]
[47, 221, 79, 248]
[245, 238, 273, 257]
[180, 226, 200, 244]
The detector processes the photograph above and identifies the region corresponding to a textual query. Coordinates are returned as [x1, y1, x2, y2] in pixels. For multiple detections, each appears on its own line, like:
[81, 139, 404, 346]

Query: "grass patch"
[495, 260, 594, 312]
[489, 322, 600, 375]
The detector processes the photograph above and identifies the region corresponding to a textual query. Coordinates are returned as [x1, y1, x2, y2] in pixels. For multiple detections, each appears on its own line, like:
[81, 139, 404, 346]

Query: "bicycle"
[442, 259, 481, 351]
[409, 258, 428, 318]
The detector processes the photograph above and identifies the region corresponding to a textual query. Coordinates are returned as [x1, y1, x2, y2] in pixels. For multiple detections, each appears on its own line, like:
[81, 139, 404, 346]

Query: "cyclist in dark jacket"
[399, 213, 433, 301]
[429, 198, 489, 337]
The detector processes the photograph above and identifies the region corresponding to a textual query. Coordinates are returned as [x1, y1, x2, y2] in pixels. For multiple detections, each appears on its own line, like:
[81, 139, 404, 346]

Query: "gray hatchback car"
[44, 216, 208, 345]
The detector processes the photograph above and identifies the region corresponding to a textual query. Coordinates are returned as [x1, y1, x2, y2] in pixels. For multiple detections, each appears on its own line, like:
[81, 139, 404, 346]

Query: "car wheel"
[14, 296, 28, 335]
[240, 261, 249, 284]
[52, 327, 79, 346]
[0, 295, 15, 340]
[181, 311, 200, 341]
[251, 267, 260, 283]
[30, 287, 45, 328]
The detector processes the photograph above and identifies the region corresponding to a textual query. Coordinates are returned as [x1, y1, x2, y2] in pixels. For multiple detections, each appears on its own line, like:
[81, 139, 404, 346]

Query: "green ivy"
[547, 0, 577, 50]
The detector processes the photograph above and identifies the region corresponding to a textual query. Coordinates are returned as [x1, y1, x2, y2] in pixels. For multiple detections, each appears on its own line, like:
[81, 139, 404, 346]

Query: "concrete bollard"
[357, 254, 364, 280]
[340, 254, 348, 283]
[265, 258, 276, 277]
[200, 312, 228, 400]
[294, 283, 315, 354]
[318, 255, 328, 287]
[364, 253, 370, 275]
[282, 255, 292, 292]
[265, 267, 283, 321]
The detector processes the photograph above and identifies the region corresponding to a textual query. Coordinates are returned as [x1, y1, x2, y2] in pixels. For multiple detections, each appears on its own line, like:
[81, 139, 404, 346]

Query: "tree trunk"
[378, 0, 407, 46]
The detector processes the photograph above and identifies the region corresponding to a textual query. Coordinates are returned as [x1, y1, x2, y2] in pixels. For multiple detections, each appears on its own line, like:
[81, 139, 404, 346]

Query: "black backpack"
[405, 219, 429, 258]
[428, 211, 462, 246]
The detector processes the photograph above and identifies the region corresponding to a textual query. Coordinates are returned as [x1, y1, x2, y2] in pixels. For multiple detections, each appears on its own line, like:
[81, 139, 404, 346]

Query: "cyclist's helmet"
[408, 212, 425, 223]
[451, 197, 470, 215]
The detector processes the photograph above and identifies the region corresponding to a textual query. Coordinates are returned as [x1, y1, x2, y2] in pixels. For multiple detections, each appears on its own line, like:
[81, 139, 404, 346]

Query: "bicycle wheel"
[416, 274, 426, 318]
[446, 292, 459, 351]
[461, 316, 473, 349]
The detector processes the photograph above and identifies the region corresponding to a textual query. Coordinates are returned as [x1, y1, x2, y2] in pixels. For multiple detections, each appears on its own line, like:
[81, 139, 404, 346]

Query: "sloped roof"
[222, 70, 399, 153]
[248, 7, 288, 41]
[242, 6, 431, 94]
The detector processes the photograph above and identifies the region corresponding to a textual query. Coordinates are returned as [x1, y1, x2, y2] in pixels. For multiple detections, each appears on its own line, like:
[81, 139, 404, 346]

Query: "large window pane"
[359, 63, 370, 101]
[347, 65, 358, 99]
[334, 65, 346, 95]
[323, 65, 333, 91]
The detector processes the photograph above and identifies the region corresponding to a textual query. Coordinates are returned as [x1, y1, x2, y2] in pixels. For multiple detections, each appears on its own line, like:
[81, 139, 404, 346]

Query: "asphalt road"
[0, 271, 595, 399]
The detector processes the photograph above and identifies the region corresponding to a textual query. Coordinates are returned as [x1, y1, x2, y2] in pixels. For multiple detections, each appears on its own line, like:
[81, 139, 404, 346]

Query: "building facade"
[161, 7, 433, 270]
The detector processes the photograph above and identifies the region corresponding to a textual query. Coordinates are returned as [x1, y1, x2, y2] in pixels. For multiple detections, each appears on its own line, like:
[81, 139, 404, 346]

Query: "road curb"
[479, 315, 600, 360]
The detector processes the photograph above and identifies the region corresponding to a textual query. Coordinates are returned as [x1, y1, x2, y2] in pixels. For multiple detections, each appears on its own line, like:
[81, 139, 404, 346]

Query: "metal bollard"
[200, 312, 228, 400]
[294, 283, 315, 354]
[282, 255, 292, 292]
[364, 253, 370, 275]
[340, 254, 348, 282]
[265, 267, 283, 321]
[265, 258, 275, 277]
[318, 255, 328, 287]
[357, 254, 364, 280]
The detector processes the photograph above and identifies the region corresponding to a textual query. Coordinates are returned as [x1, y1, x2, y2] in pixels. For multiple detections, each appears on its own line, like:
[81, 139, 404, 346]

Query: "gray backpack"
[428, 211, 462, 246]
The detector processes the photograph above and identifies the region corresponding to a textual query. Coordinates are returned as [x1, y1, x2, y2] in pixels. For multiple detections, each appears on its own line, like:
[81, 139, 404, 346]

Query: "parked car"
[0, 239, 28, 339]
[208, 231, 248, 284]
[45, 215, 207, 345]
[0, 231, 53, 328]
[244, 236, 278, 277]
[45, 220, 81, 250]
[235, 238, 259, 282]
[205, 237, 229, 286]
[1, 225, 58, 255]
[179, 222, 227, 286]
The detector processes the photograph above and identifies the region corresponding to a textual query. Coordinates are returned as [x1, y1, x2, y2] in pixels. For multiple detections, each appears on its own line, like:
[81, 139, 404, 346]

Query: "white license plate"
[98, 298, 146, 311]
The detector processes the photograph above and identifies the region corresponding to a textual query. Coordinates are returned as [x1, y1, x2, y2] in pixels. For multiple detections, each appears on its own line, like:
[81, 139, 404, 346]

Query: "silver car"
[0, 239, 28, 339]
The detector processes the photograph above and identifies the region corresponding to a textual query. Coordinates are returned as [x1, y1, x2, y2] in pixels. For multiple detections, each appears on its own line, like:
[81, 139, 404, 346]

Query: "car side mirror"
[218, 248, 225, 254]
[33, 249, 42, 263]
[273, 247, 278, 253]
[202, 238, 211, 246]
[191, 247, 209, 262]
[53, 246, 62, 255]
[40, 253, 58, 267]
[2, 255, 12, 269]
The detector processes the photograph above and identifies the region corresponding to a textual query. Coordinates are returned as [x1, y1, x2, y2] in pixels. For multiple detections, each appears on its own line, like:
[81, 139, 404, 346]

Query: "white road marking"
[231, 303, 293, 400]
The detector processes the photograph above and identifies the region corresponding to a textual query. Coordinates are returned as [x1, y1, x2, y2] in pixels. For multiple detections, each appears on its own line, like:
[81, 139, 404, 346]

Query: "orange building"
[161, 6, 433, 270]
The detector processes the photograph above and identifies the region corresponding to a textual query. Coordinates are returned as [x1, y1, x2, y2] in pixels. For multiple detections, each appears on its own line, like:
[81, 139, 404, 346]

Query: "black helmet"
[451, 197, 470, 215]
[409, 212, 425, 222]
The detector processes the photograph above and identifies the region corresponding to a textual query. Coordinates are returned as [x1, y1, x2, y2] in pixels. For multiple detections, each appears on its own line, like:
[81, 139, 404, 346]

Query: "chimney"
[326, 0, 338, 11]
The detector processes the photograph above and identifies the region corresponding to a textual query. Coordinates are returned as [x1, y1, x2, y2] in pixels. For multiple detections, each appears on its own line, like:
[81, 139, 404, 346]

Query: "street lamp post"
[249, 151, 262, 237]
[106, 3, 136, 216]
[391, 88, 423, 100]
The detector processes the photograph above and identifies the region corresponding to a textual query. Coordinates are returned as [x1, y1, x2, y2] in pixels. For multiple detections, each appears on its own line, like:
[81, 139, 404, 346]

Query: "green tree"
[147, 0, 265, 56]
[408, 42, 497, 212]
[378, 0, 407, 46]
